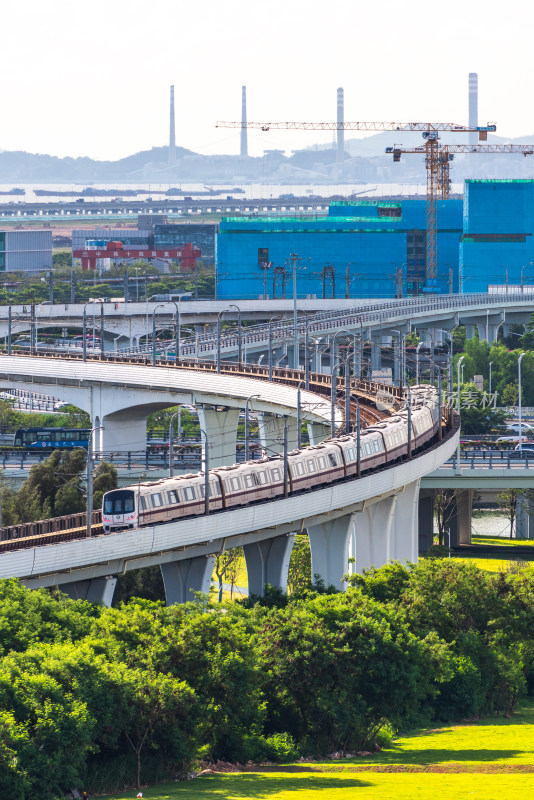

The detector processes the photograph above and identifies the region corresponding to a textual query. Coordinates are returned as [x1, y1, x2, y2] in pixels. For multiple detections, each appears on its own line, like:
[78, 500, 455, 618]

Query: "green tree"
[92, 461, 118, 510]
[496, 489, 521, 538]
[286, 534, 312, 595]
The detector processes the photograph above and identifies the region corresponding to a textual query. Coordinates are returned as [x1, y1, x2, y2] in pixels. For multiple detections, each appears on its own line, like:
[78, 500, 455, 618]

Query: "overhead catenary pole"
[456, 355, 465, 469]
[7, 305, 11, 356]
[168, 409, 181, 478]
[519, 351, 525, 453]
[152, 304, 165, 366]
[245, 394, 260, 461]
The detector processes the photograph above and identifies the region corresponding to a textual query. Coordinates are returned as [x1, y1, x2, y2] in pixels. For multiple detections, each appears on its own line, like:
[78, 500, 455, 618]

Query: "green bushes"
[2, 560, 534, 797]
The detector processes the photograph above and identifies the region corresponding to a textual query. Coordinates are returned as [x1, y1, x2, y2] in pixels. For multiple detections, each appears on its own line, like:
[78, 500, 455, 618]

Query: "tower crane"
[216, 120, 496, 134]
[216, 119, 497, 292]
[387, 140, 534, 282]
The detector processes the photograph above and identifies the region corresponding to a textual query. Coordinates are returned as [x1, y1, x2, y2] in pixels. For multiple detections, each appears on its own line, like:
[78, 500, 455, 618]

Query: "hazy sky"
[3, 0, 533, 160]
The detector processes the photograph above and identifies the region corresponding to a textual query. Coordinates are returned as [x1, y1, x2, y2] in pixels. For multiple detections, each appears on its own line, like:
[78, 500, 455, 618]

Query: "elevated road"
[3, 293, 534, 357]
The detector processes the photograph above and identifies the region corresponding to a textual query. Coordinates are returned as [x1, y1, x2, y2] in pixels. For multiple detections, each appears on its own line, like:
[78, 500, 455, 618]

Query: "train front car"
[102, 488, 137, 532]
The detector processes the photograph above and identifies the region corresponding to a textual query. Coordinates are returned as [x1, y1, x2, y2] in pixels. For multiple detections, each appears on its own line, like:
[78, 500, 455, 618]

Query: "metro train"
[102, 386, 441, 533]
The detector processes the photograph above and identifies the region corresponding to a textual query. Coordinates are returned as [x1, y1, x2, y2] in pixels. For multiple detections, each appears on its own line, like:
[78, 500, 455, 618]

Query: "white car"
[506, 423, 534, 434]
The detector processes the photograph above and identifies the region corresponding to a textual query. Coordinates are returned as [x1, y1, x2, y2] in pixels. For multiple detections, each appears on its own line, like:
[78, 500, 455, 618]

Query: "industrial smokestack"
[336, 87, 344, 163]
[169, 85, 176, 166]
[468, 73, 478, 146]
[240, 86, 248, 157]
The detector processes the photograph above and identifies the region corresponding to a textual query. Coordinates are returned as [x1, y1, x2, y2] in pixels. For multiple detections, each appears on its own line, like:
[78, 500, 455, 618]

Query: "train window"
[231, 477, 241, 491]
[270, 468, 281, 481]
[151, 493, 163, 508]
[140, 496, 148, 510]
[183, 486, 197, 501]
[256, 471, 268, 485]
[373, 439, 381, 453]
[307, 459, 317, 473]
[328, 453, 337, 467]
[295, 462, 305, 476]
[167, 490, 179, 504]
[210, 481, 220, 496]
[244, 474, 255, 488]
[318, 456, 326, 469]
[346, 447, 356, 462]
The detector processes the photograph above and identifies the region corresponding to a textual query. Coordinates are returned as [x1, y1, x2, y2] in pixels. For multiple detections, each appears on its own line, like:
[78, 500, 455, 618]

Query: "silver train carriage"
[102, 386, 441, 532]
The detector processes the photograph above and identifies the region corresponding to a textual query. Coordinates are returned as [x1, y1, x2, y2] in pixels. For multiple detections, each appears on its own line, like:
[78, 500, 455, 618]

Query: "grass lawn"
[472, 534, 534, 548]
[99, 705, 534, 800]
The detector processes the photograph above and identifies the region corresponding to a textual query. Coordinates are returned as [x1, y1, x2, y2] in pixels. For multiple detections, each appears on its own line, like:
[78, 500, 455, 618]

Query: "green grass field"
[99, 705, 534, 800]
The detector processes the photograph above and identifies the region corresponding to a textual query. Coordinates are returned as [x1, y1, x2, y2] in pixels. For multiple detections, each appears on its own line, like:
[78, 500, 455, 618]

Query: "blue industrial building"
[460, 180, 534, 292]
[216, 199, 463, 300]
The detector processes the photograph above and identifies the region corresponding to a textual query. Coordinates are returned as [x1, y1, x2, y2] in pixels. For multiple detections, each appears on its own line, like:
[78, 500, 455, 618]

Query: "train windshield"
[104, 490, 135, 515]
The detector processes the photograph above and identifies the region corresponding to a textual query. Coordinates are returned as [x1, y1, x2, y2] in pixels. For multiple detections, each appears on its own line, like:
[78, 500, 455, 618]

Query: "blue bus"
[13, 428, 91, 449]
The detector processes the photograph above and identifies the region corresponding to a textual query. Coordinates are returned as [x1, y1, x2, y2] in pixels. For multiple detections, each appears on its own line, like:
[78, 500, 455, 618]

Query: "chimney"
[468, 73, 478, 146]
[169, 85, 176, 165]
[337, 87, 344, 163]
[240, 86, 248, 157]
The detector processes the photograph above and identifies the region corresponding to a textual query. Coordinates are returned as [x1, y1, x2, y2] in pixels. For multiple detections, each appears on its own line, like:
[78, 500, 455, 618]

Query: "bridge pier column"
[354, 495, 397, 573]
[371, 335, 382, 372]
[160, 555, 216, 605]
[100, 414, 147, 453]
[443, 489, 473, 546]
[515, 492, 534, 539]
[390, 480, 420, 563]
[307, 422, 329, 445]
[418, 488, 435, 553]
[465, 324, 476, 340]
[243, 534, 295, 596]
[58, 575, 117, 606]
[307, 513, 354, 591]
[197, 406, 239, 467]
[259, 413, 298, 455]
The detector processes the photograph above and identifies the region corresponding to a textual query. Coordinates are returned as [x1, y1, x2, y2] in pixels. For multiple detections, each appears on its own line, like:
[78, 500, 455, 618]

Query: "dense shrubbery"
[1, 560, 534, 798]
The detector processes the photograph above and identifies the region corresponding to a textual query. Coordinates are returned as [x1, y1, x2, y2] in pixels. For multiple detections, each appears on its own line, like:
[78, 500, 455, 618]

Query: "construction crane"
[216, 120, 496, 134]
[387, 140, 534, 282]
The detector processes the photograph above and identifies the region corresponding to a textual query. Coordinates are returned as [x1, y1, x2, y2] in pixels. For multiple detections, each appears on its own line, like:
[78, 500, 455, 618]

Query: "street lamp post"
[415, 341, 423, 384]
[519, 351, 526, 452]
[330, 361, 339, 437]
[228, 304, 242, 365]
[245, 394, 260, 461]
[7, 305, 11, 356]
[489, 361, 493, 396]
[456, 355, 465, 469]
[165, 293, 192, 365]
[168, 409, 181, 478]
[407, 385, 412, 457]
[289, 252, 301, 369]
[152, 304, 166, 366]
[216, 307, 231, 374]
[85, 425, 103, 538]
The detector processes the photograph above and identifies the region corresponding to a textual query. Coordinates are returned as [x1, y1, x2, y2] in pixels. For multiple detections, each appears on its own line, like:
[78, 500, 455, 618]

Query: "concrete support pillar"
[197, 406, 239, 467]
[456, 489, 473, 545]
[160, 555, 216, 605]
[100, 414, 147, 453]
[58, 575, 117, 606]
[243, 533, 295, 596]
[465, 324, 476, 340]
[371, 335, 381, 371]
[353, 495, 397, 573]
[393, 338, 400, 386]
[443, 489, 473, 546]
[307, 513, 355, 591]
[258, 413, 298, 455]
[307, 422, 329, 445]
[391, 480, 420, 563]
[418, 489, 435, 554]
[516, 493, 534, 539]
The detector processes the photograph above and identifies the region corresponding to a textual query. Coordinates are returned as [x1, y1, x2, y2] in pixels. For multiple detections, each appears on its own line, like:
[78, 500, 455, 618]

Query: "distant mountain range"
[1, 135, 534, 184]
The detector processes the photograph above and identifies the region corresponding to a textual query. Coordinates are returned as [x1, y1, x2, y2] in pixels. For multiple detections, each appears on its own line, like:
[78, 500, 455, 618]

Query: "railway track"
[0, 355, 412, 552]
